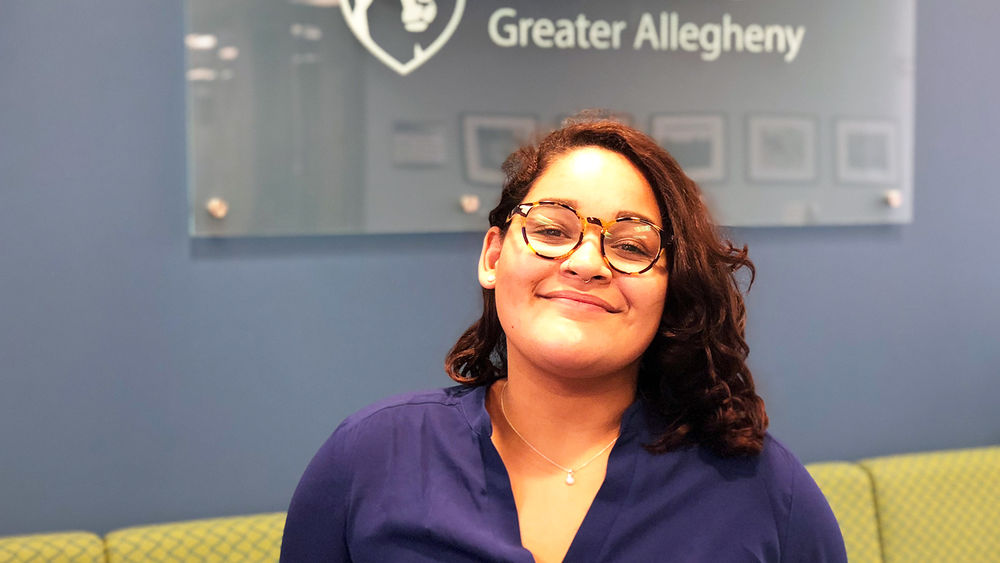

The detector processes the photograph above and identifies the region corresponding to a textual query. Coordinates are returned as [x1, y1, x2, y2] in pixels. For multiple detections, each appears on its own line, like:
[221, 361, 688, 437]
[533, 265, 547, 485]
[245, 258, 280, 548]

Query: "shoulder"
[754, 434, 848, 562]
[691, 433, 826, 498]
[652, 433, 846, 562]
[317, 385, 481, 463]
[755, 433, 814, 488]
[335, 385, 475, 438]
[349, 385, 470, 418]
[286, 385, 485, 522]
[740, 434, 832, 520]
[653, 433, 813, 489]
[287, 386, 479, 508]
[282, 388, 475, 561]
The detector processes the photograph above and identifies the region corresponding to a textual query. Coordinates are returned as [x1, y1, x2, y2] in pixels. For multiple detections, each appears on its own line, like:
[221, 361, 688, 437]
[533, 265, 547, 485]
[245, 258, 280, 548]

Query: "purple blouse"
[281, 385, 846, 562]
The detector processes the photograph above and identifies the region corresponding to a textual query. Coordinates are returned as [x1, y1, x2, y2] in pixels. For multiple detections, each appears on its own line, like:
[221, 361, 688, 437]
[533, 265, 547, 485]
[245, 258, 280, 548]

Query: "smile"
[540, 291, 620, 313]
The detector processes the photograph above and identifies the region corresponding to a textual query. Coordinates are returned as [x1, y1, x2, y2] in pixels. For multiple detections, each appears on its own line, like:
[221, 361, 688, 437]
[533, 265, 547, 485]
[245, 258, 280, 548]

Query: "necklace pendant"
[565, 471, 575, 485]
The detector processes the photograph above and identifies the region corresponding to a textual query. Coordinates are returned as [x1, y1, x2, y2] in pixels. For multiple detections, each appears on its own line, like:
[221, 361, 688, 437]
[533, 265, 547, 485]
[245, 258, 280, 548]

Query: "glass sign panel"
[186, 0, 915, 236]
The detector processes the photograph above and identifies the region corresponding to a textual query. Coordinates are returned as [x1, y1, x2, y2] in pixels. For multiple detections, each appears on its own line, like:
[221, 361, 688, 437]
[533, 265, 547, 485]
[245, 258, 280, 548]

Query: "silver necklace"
[499, 382, 619, 486]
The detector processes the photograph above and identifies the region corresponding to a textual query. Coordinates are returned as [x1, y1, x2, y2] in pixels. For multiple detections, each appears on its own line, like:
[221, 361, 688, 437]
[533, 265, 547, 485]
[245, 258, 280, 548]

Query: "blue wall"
[1, 0, 997, 536]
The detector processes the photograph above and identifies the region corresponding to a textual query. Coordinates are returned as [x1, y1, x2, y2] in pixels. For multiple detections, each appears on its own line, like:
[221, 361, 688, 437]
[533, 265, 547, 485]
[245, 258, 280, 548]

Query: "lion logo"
[341, 0, 466, 76]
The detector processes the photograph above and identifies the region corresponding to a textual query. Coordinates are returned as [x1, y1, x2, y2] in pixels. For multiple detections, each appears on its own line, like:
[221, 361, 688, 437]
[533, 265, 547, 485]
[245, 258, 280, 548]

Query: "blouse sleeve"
[280, 423, 355, 562]
[780, 461, 848, 563]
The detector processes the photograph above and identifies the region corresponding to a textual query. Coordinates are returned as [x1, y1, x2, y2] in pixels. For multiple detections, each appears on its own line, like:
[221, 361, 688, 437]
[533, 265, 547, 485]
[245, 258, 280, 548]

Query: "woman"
[281, 119, 847, 562]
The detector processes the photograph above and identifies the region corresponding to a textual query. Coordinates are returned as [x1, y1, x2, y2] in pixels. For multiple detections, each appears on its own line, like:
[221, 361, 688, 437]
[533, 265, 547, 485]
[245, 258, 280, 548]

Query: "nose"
[560, 227, 612, 283]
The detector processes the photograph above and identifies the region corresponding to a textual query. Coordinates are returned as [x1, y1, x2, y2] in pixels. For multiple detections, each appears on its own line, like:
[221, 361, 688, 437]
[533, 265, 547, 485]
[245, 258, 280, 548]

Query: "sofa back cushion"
[0, 531, 105, 563]
[861, 446, 1000, 563]
[806, 462, 883, 563]
[103, 512, 284, 563]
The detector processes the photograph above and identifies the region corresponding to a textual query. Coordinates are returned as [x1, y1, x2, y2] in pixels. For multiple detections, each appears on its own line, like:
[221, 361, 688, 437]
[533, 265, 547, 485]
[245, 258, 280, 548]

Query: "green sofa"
[0, 513, 285, 563]
[1, 445, 997, 562]
[807, 445, 999, 562]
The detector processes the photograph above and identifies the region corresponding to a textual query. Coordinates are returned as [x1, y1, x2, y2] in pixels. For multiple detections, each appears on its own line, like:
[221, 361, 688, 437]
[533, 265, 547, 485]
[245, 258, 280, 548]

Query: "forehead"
[523, 147, 662, 225]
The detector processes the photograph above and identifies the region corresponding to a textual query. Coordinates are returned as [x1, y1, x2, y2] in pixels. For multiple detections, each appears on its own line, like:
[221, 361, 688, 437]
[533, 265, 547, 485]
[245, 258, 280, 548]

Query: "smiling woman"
[280, 117, 847, 562]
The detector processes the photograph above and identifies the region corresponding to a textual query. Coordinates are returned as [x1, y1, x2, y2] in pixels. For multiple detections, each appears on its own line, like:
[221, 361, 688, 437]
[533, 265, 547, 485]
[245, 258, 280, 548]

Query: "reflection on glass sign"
[186, 0, 915, 236]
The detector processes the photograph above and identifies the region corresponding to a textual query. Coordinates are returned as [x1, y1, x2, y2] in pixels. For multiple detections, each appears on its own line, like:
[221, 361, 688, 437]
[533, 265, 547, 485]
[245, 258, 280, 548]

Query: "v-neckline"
[463, 385, 643, 562]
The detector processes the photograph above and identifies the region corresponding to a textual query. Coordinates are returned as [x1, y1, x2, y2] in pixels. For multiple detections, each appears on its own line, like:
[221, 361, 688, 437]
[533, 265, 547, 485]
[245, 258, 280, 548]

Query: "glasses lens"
[523, 204, 581, 257]
[604, 220, 661, 273]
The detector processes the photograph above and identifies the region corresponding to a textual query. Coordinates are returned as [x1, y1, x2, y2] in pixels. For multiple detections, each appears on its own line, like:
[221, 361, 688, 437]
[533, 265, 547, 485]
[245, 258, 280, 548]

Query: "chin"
[528, 340, 638, 379]
[504, 318, 647, 378]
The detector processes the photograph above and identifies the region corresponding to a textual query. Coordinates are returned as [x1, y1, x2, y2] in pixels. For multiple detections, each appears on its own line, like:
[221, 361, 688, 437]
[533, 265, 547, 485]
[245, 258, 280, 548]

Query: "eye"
[527, 215, 577, 241]
[530, 224, 574, 240]
[609, 238, 657, 258]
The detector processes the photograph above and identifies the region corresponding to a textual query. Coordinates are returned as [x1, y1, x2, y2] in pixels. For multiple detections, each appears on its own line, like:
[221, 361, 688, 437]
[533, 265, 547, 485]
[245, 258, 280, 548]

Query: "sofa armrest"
[806, 461, 883, 563]
[860, 446, 1000, 563]
[0, 531, 105, 563]
[104, 512, 285, 563]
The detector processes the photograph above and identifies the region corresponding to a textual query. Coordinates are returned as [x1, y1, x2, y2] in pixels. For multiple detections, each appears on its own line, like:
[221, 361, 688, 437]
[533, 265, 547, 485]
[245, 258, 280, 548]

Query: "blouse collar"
[456, 382, 648, 443]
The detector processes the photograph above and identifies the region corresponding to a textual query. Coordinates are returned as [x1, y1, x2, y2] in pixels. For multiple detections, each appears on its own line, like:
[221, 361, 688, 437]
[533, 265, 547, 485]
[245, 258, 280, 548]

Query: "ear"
[478, 226, 503, 289]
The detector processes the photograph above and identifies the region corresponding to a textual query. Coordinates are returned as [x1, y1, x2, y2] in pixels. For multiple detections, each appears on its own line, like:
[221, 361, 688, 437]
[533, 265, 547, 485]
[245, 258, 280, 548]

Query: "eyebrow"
[537, 198, 662, 226]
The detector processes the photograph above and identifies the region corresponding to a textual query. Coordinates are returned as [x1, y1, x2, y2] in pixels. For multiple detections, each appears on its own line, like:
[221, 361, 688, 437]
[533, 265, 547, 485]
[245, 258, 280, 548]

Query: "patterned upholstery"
[806, 462, 883, 563]
[3, 447, 998, 562]
[860, 446, 1000, 563]
[0, 531, 105, 563]
[104, 513, 285, 563]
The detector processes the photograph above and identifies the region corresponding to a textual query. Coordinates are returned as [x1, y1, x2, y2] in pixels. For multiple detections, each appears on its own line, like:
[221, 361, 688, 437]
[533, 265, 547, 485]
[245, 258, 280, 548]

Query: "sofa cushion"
[806, 462, 883, 563]
[0, 531, 105, 563]
[860, 446, 1000, 563]
[103, 512, 284, 563]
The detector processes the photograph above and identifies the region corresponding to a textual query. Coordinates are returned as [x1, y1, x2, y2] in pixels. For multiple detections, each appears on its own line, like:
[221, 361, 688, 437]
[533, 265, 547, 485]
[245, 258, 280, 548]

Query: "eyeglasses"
[506, 201, 671, 274]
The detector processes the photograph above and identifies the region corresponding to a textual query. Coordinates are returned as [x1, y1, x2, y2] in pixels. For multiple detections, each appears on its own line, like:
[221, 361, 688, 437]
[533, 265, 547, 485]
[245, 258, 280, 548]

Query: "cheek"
[496, 239, 546, 288]
[493, 256, 536, 320]
[626, 279, 668, 328]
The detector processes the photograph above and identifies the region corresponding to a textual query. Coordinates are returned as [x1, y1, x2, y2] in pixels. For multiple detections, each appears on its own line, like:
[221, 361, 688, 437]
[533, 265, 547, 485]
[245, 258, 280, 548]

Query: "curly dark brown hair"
[445, 116, 767, 457]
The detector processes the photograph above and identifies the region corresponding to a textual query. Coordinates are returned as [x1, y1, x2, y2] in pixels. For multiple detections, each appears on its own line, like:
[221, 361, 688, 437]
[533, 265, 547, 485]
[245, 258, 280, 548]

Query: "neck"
[494, 361, 637, 455]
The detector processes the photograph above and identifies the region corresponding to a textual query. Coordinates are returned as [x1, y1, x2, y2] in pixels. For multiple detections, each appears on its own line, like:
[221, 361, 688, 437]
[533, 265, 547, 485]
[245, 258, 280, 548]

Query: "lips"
[540, 290, 620, 313]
